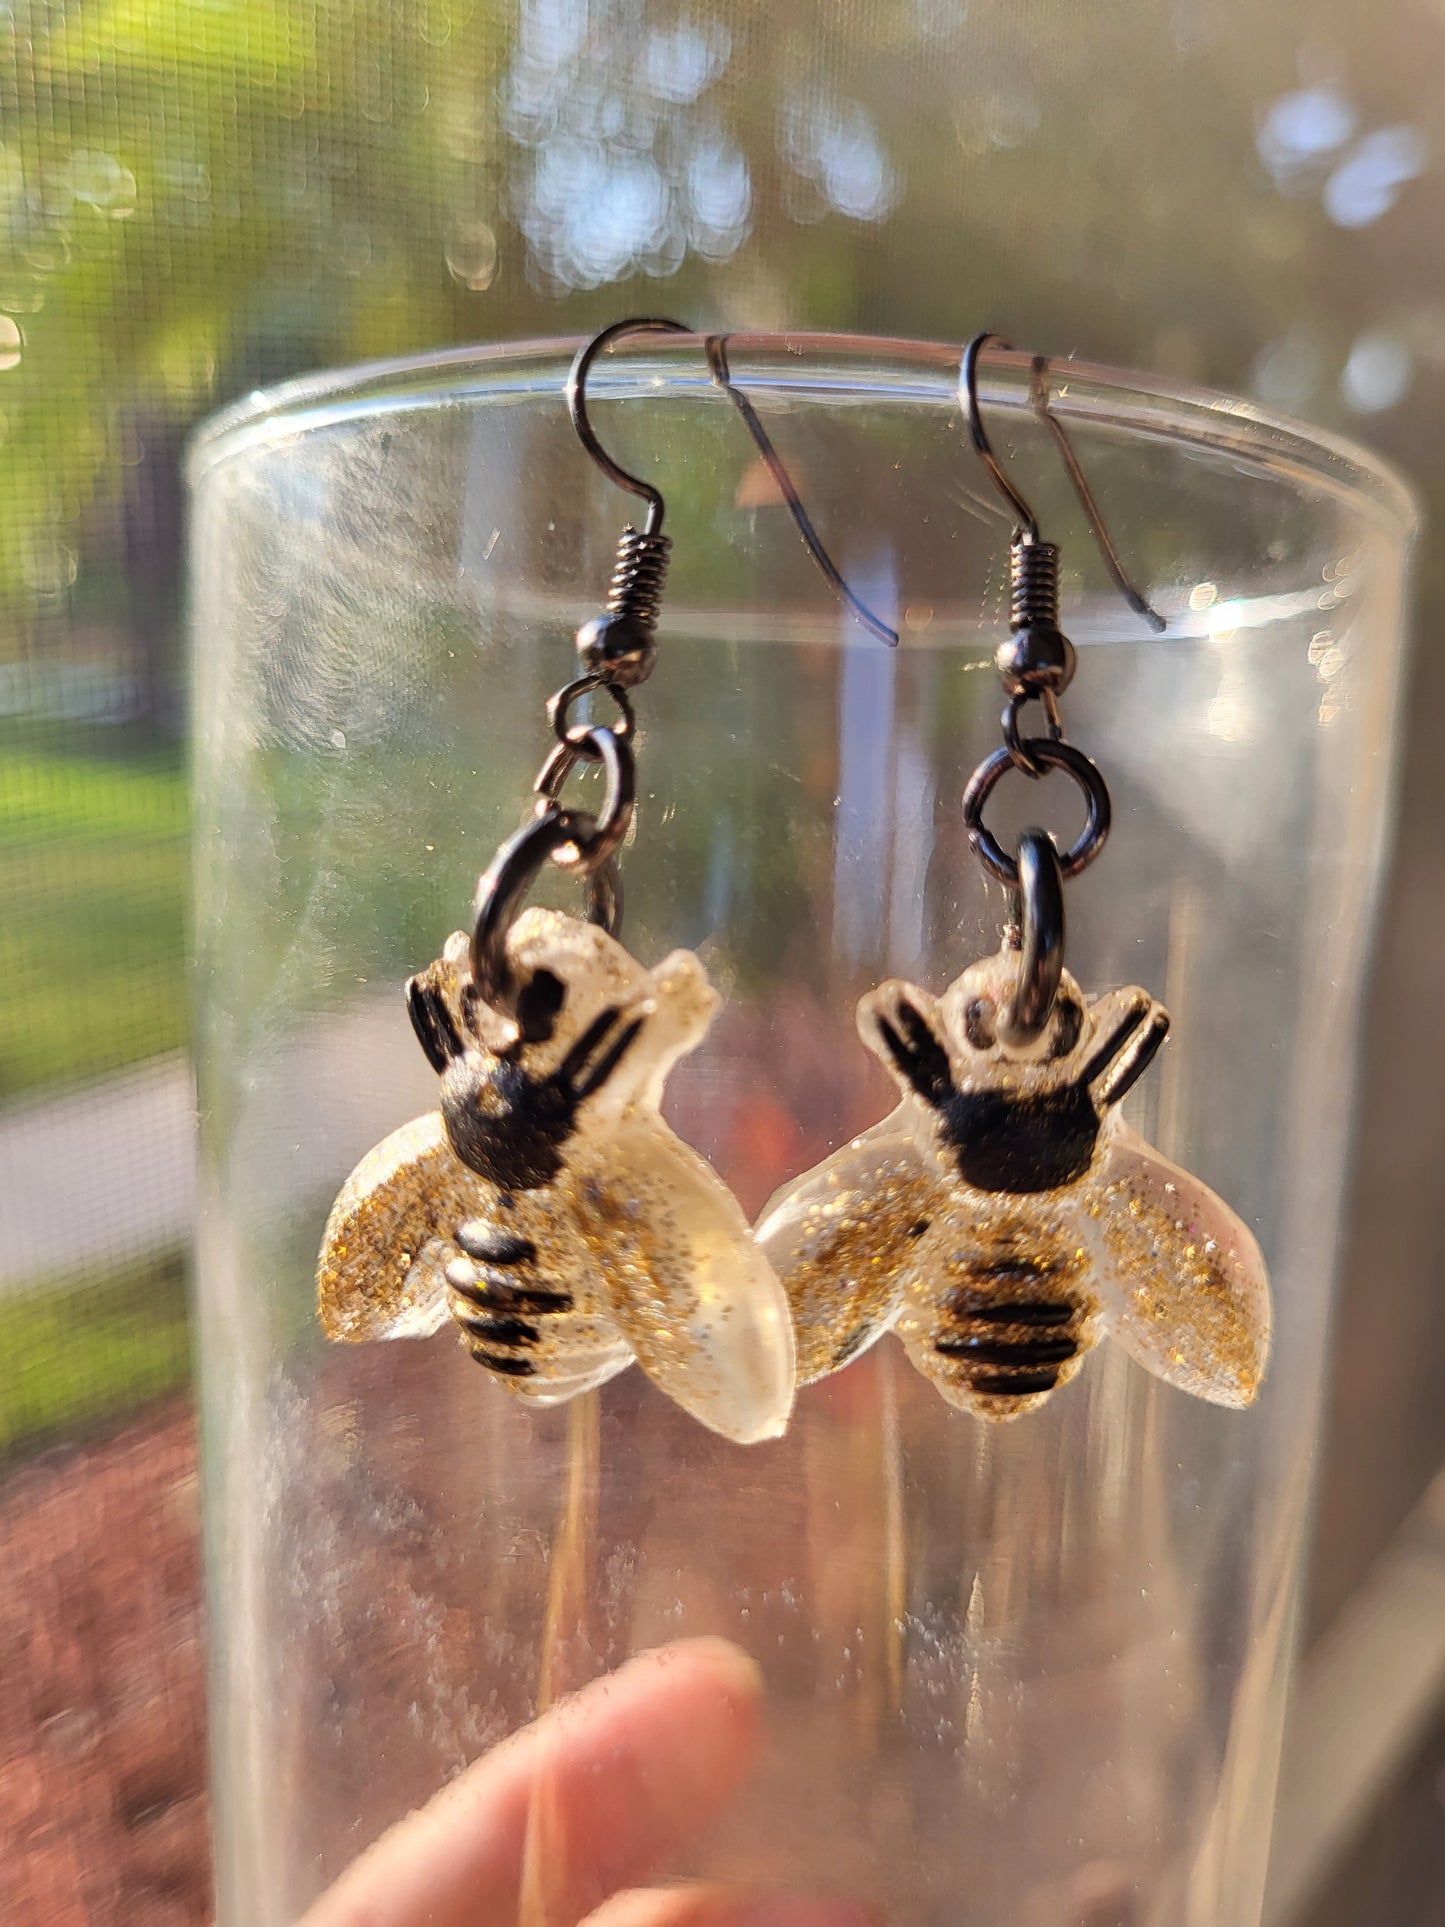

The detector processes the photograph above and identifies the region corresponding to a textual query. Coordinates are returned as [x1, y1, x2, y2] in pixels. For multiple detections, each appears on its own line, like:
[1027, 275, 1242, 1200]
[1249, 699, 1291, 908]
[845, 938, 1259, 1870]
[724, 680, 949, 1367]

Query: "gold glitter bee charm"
[757, 945, 1270, 1419]
[318, 911, 796, 1443]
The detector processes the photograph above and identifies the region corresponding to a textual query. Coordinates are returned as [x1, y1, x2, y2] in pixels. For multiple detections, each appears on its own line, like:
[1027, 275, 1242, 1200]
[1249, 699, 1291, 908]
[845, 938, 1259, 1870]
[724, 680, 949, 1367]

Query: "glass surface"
[188, 335, 1415, 1927]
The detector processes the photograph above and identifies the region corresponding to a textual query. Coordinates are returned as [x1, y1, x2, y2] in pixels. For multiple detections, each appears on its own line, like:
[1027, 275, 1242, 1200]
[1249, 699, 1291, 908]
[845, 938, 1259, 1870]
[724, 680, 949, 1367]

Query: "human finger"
[300, 1636, 764, 1927]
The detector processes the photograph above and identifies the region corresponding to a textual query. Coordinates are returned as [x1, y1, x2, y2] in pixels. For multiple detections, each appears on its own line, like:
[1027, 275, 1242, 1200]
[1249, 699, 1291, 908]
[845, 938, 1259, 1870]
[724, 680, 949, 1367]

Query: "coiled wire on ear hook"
[960, 334, 1166, 635]
[567, 319, 899, 652]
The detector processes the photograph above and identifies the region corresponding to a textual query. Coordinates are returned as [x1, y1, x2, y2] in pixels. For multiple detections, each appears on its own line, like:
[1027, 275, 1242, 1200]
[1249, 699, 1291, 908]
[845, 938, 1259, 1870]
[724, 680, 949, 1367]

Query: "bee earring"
[758, 334, 1272, 1421]
[317, 318, 892, 1443]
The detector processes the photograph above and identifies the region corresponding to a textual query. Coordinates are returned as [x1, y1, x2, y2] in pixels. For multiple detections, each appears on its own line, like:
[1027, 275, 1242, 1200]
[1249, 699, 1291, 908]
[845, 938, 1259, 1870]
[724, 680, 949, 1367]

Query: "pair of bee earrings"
[318, 322, 1271, 1446]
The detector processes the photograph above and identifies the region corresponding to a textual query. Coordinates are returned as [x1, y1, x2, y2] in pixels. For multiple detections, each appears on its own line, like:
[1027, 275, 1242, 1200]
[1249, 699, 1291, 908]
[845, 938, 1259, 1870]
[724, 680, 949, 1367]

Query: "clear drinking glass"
[188, 335, 1415, 1927]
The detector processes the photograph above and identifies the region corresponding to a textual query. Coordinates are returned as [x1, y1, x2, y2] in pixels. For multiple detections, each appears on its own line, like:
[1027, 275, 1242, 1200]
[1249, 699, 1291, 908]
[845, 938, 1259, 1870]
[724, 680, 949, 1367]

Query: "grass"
[0, 740, 188, 1097]
[0, 1250, 191, 1459]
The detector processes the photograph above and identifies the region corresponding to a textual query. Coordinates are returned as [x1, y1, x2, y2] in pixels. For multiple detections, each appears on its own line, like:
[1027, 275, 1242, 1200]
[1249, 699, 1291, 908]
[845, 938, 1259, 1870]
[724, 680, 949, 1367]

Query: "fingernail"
[642, 1636, 765, 1703]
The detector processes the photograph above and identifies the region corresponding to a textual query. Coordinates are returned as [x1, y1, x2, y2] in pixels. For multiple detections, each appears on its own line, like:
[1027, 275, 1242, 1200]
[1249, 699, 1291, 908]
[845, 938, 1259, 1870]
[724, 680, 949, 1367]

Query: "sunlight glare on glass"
[1256, 86, 1355, 185]
[1341, 330, 1412, 412]
[643, 20, 730, 103]
[1206, 666, 1252, 743]
[1207, 599, 1245, 642]
[685, 136, 751, 258]
[782, 93, 899, 222]
[1324, 124, 1429, 228]
[0, 315, 22, 371]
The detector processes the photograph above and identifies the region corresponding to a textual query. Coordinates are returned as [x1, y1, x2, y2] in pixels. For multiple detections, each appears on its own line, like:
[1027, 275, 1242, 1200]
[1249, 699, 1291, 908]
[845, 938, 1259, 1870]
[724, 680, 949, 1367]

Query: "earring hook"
[567, 318, 689, 538]
[960, 333, 1166, 634]
[567, 319, 899, 647]
[704, 335, 898, 647]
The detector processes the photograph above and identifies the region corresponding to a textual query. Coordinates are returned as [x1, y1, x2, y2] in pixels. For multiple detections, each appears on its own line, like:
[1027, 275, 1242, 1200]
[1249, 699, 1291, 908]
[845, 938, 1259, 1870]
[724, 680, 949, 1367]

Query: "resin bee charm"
[757, 946, 1271, 1420]
[317, 909, 796, 1443]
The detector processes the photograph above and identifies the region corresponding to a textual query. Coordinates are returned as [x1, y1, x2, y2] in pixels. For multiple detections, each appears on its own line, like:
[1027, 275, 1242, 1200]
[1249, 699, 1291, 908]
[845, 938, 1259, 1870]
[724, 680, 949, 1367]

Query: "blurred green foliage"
[0, 742, 185, 1093]
[2, 0, 1434, 665]
[0, 1249, 189, 1455]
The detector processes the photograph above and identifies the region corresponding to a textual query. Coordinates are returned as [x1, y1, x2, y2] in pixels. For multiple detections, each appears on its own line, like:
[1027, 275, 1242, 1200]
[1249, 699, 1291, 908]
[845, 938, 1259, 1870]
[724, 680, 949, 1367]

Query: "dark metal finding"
[962, 739, 1112, 886]
[998, 828, 1066, 1049]
[567, 319, 899, 655]
[960, 333, 1166, 635]
[473, 315, 901, 1020]
[704, 334, 898, 648]
[531, 723, 636, 870]
[958, 330, 1154, 971]
[566, 318, 690, 536]
[470, 811, 623, 1016]
[548, 673, 636, 746]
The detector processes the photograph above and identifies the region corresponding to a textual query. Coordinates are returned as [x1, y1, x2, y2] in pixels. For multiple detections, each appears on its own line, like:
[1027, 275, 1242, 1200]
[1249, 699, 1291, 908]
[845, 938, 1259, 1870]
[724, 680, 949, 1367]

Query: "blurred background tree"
[3, 0, 1441, 756]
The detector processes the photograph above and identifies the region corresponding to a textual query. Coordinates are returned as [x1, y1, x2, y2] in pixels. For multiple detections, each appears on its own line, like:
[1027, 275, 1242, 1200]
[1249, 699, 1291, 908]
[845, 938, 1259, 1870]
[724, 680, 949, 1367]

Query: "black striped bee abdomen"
[896, 1225, 1096, 1419]
[444, 1221, 575, 1380]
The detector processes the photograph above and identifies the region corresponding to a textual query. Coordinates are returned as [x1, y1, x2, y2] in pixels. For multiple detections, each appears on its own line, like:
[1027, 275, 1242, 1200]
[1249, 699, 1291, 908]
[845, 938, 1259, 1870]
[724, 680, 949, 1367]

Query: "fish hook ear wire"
[960, 333, 1167, 635]
[567, 319, 899, 651]
[704, 333, 898, 648]
[566, 317, 691, 540]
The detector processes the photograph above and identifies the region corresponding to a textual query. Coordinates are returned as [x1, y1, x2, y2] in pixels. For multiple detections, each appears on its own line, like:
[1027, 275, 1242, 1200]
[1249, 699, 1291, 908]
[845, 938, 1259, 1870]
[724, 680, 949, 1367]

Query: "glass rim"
[187, 329, 1419, 536]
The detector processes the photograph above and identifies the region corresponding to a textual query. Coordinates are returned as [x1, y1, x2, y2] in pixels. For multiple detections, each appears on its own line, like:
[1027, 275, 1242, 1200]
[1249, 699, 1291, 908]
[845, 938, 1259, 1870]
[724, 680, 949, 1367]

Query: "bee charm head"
[406, 910, 717, 1192]
[858, 946, 1171, 1196]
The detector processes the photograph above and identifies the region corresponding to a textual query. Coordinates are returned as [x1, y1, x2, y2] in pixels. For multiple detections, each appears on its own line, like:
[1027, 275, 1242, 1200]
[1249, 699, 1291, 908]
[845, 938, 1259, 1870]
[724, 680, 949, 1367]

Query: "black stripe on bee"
[456, 1226, 537, 1266]
[487, 1281, 576, 1314]
[961, 1259, 1064, 1290]
[446, 1264, 574, 1316]
[968, 1367, 1062, 1397]
[503, 1286, 574, 1314]
[954, 1300, 1075, 1327]
[469, 1351, 536, 1378]
[454, 1311, 540, 1347]
[935, 1333, 1077, 1366]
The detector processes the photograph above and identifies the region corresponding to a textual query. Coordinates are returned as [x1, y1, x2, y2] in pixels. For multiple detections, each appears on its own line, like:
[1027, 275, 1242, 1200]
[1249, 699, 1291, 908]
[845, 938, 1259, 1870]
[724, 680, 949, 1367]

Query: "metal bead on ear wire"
[758, 333, 1272, 1424]
[314, 318, 893, 1444]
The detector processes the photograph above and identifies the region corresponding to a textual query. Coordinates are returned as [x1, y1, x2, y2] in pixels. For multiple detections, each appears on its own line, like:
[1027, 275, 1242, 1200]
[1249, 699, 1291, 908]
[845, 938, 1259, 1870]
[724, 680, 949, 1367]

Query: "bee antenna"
[406, 977, 463, 1074]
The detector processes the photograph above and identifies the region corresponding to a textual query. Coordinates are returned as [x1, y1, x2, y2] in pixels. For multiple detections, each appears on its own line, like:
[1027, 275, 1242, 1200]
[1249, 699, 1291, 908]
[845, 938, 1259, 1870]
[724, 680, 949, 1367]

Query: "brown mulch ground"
[0, 1400, 210, 1926]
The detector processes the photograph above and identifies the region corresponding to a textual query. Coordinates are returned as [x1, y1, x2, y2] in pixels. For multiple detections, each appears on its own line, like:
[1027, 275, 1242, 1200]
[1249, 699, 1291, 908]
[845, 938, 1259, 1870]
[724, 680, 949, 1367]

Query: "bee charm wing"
[756, 1109, 947, 1385]
[317, 1111, 473, 1342]
[1082, 1122, 1272, 1407]
[584, 1123, 797, 1446]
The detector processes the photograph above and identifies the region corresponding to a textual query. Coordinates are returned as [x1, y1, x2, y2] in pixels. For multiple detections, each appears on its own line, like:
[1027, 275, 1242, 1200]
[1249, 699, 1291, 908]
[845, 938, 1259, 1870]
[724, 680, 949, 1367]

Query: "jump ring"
[548, 674, 636, 748]
[533, 724, 635, 869]
[962, 739, 1112, 884]
[997, 827, 1066, 1049]
[470, 810, 622, 1015]
[1002, 694, 1065, 776]
[1002, 697, 1044, 776]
